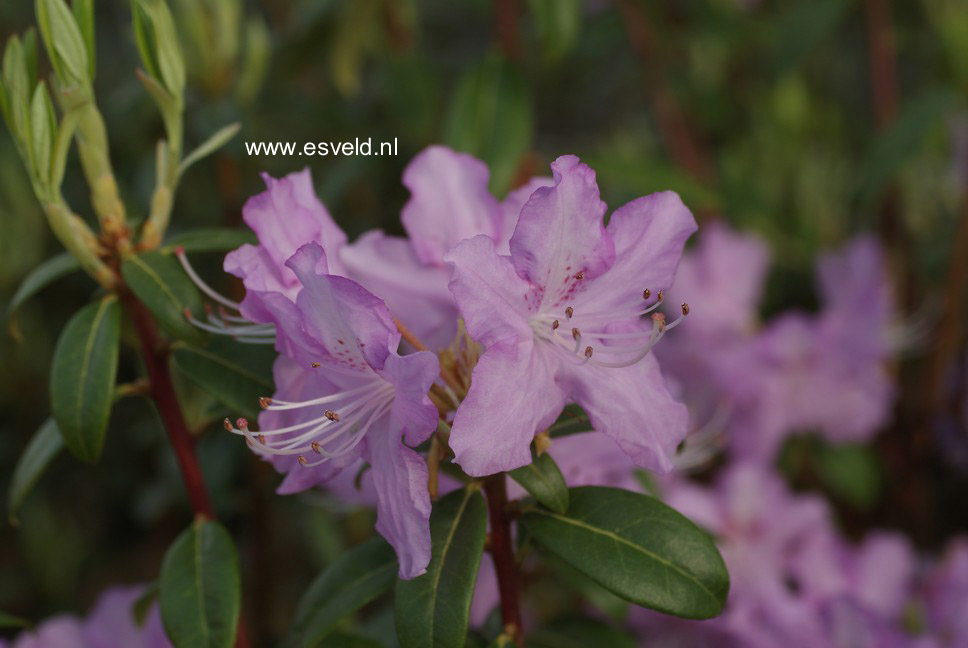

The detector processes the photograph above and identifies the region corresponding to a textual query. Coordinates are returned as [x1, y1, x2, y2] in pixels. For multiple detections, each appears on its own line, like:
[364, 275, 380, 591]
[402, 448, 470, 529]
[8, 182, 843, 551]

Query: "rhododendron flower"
[919, 539, 968, 646]
[224, 243, 440, 578]
[0, 585, 168, 648]
[723, 236, 897, 461]
[445, 155, 695, 475]
[185, 147, 551, 350]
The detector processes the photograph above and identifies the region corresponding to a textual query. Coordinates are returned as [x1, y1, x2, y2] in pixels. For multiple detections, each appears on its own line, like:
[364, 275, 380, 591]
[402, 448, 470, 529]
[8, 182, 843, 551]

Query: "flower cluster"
[179, 147, 696, 578]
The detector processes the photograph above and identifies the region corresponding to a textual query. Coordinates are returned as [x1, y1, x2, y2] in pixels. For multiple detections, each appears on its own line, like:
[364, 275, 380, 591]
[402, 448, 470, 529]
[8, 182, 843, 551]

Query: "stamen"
[681, 303, 690, 316]
[565, 306, 574, 319]
[311, 362, 321, 368]
[325, 410, 340, 422]
[175, 247, 242, 310]
[552, 320, 560, 330]
[643, 288, 651, 300]
[223, 418, 233, 431]
[259, 397, 272, 409]
[584, 346, 593, 358]
[575, 272, 584, 280]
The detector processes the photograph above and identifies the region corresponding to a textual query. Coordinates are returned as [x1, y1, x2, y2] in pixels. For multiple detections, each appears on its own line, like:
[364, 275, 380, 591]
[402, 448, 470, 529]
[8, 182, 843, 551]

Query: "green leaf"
[395, 486, 488, 648]
[528, 616, 636, 648]
[855, 88, 955, 206]
[7, 418, 63, 522]
[815, 442, 881, 510]
[72, 0, 95, 80]
[509, 451, 569, 514]
[284, 537, 397, 648]
[770, 0, 850, 77]
[0, 611, 30, 629]
[121, 250, 204, 344]
[35, 0, 90, 85]
[131, 0, 161, 81]
[178, 123, 241, 178]
[527, 0, 581, 61]
[6, 252, 81, 318]
[50, 296, 121, 463]
[322, 633, 385, 648]
[28, 82, 52, 191]
[132, 582, 159, 626]
[160, 518, 241, 648]
[171, 338, 275, 419]
[162, 228, 257, 254]
[520, 486, 729, 619]
[443, 53, 533, 196]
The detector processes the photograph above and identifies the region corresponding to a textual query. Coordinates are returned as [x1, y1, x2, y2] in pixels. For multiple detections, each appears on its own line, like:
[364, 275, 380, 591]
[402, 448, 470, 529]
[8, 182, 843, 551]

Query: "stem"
[122, 291, 252, 648]
[483, 474, 523, 644]
[121, 293, 214, 518]
[495, 0, 521, 61]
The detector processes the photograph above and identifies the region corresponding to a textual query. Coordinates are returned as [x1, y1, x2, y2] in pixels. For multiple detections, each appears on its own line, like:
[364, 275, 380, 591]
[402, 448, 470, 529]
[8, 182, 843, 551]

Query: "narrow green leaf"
[160, 519, 241, 648]
[28, 82, 52, 191]
[178, 123, 241, 178]
[284, 537, 397, 648]
[395, 486, 487, 648]
[509, 451, 569, 514]
[6, 252, 81, 317]
[162, 228, 257, 254]
[50, 296, 121, 463]
[443, 54, 533, 196]
[131, 1, 160, 81]
[72, 0, 95, 79]
[855, 88, 955, 205]
[520, 486, 729, 619]
[36, 0, 90, 85]
[132, 582, 159, 626]
[0, 611, 30, 629]
[171, 338, 275, 419]
[121, 250, 204, 344]
[7, 418, 63, 522]
[527, 0, 581, 61]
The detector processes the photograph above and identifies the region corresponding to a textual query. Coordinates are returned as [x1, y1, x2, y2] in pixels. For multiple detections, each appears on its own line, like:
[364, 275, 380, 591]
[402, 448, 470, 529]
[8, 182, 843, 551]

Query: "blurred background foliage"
[1, 0, 966, 644]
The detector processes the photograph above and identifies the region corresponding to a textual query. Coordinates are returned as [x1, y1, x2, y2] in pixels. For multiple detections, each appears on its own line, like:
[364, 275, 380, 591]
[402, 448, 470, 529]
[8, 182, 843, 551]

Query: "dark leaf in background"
[171, 337, 275, 419]
[121, 250, 205, 344]
[444, 53, 533, 197]
[284, 537, 397, 648]
[7, 417, 63, 522]
[162, 228, 256, 254]
[527, 615, 637, 648]
[527, 0, 582, 62]
[520, 486, 729, 619]
[509, 451, 569, 514]
[160, 518, 241, 648]
[395, 486, 488, 648]
[0, 611, 30, 629]
[50, 296, 121, 463]
[5, 251, 81, 319]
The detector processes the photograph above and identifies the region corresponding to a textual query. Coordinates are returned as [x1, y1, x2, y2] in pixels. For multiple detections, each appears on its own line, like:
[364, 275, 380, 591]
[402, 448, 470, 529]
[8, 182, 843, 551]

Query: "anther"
[183, 307, 193, 321]
[657, 290, 664, 302]
[681, 303, 690, 316]
[259, 397, 272, 409]
[257, 434, 266, 444]
[575, 271, 584, 280]
[584, 346, 594, 358]
[223, 418, 233, 431]
[552, 320, 560, 330]
[298, 455, 307, 466]
[643, 288, 651, 300]
[325, 409, 340, 422]
[311, 441, 321, 454]
[565, 306, 574, 319]
[572, 327, 581, 341]
[311, 362, 321, 368]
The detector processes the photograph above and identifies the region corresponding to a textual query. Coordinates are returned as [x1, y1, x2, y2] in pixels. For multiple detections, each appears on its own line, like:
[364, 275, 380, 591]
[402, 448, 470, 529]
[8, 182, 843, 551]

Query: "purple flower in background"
[225, 243, 440, 578]
[1, 585, 168, 648]
[713, 235, 897, 462]
[446, 155, 695, 476]
[920, 539, 968, 646]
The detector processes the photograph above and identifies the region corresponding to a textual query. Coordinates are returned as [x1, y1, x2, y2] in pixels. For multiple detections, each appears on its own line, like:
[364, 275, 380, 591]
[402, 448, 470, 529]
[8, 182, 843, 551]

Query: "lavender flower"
[445, 155, 695, 476]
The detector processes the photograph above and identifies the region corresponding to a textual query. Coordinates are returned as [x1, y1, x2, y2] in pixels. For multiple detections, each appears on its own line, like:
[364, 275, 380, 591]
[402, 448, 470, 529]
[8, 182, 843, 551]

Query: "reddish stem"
[121, 293, 252, 648]
[495, 0, 521, 61]
[483, 475, 523, 644]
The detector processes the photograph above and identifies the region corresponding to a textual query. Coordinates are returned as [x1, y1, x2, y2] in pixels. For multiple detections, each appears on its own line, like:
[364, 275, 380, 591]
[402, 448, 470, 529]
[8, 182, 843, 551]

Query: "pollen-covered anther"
[236, 417, 249, 430]
[552, 319, 560, 330]
[565, 306, 574, 319]
[575, 271, 584, 280]
[325, 409, 340, 422]
[183, 307, 193, 321]
[259, 397, 272, 409]
[257, 434, 266, 444]
[657, 290, 664, 302]
[298, 455, 308, 466]
[584, 346, 594, 358]
[223, 418, 233, 431]
[681, 303, 690, 316]
[643, 288, 651, 300]
[572, 327, 581, 341]
[311, 441, 321, 454]
[311, 362, 321, 368]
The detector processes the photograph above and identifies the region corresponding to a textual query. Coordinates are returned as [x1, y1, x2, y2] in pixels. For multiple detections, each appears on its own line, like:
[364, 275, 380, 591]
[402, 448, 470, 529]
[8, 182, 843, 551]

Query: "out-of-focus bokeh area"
[1, 0, 966, 644]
